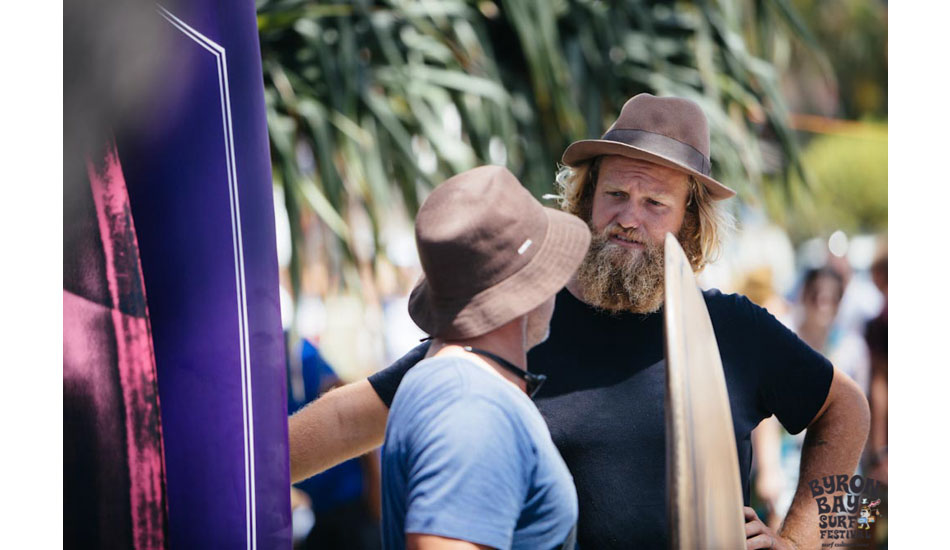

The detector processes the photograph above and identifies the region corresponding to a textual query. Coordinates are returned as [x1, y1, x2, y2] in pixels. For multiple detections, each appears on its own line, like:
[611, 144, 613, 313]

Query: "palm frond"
[258, 0, 821, 293]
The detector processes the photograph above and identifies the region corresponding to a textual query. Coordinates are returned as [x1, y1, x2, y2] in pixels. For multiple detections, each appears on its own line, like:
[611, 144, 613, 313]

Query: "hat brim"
[562, 139, 736, 200]
[408, 208, 591, 340]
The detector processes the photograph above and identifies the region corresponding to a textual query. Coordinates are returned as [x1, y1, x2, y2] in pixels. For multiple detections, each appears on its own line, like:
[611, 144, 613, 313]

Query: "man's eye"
[647, 199, 665, 207]
[608, 191, 627, 198]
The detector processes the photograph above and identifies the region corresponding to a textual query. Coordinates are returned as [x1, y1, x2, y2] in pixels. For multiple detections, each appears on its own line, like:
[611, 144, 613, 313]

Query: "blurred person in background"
[865, 247, 887, 484]
[736, 266, 794, 328]
[752, 266, 871, 524]
[738, 267, 793, 530]
[797, 267, 870, 395]
[287, 336, 381, 550]
[376, 234, 427, 365]
[825, 246, 884, 339]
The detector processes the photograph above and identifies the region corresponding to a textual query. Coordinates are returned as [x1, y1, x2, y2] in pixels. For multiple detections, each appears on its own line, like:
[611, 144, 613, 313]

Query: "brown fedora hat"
[562, 93, 736, 200]
[409, 165, 591, 339]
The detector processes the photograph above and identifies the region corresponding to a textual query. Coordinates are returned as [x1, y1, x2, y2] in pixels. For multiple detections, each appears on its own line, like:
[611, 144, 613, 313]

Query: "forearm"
[868, 358, 887, 453]
[780, 372, 870, 549]
[289, 378, 388, 482]
[407, 534, 490, 550]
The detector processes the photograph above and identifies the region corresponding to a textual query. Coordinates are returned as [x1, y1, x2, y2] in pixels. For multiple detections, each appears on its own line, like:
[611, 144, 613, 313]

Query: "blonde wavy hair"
[553, 157, 734, 272]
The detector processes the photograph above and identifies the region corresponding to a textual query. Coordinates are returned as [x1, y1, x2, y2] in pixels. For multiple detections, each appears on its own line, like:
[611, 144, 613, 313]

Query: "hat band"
[601, 129, 710, 176]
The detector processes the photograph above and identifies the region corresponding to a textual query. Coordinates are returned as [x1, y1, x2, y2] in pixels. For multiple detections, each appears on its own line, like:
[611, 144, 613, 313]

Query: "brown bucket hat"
[562, 93, 736, 200]
[409, 165, 591, 340]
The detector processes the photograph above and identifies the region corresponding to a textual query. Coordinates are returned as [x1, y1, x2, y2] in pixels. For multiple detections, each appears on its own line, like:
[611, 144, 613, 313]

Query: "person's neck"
[427, 323, 528, 393]
[566, 276, 586, 303]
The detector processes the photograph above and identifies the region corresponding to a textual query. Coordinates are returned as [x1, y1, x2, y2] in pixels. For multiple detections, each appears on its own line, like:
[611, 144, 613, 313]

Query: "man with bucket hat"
[379, 165, 589, 549]
[289, 95, 870, 550]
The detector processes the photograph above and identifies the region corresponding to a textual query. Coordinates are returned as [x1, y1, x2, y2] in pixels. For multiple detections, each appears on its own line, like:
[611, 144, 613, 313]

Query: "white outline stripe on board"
[157, 6, 257, 549]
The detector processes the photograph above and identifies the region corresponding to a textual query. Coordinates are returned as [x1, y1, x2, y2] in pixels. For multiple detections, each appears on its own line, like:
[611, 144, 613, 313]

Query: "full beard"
[574, 227, 666, 314]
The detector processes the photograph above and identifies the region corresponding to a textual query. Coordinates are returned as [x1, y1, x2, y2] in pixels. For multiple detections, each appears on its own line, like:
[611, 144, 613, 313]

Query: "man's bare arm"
[407, 534, 491, 550]
[289, 379, 389, 483]
[778, 368, 870, 549]
[867, 355, 888, 482]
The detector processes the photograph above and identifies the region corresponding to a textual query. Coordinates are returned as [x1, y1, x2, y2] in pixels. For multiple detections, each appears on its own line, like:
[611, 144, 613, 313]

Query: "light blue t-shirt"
[381, 356, 578, 550]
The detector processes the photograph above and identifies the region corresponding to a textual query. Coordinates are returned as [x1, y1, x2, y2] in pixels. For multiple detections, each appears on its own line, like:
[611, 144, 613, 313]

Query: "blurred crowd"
[730, 225, 888, 546]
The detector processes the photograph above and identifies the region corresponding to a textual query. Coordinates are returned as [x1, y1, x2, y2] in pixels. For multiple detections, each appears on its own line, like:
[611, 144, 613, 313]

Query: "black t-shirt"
[369, 288, 833, 549]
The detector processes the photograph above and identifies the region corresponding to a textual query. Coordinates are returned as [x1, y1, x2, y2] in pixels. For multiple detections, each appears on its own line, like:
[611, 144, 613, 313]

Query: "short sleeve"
[745, 297, 834, 434]
[368, 342, 430, 407]
[403, 397, 531, 549]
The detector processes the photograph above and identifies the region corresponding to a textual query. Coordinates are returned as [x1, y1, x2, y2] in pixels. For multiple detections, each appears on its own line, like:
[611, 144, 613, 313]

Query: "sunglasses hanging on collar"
[462, 346, 547, 399]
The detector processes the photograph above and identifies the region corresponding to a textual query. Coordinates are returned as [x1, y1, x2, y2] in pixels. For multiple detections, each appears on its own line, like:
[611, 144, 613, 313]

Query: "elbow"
[844, 373, 871, 438]
[849, 382, 871, 445]
[820, 370, 871, 443]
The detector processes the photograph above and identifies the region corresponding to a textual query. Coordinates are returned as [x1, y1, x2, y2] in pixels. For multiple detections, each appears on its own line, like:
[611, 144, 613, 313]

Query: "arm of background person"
[750, 368, 870, 550]
[407, 534, 491, 550]
[288, 379, 388, 483]
[750, 415, 785, 530]
[361, 447, 383, 522]
[867, 354, 888, 483]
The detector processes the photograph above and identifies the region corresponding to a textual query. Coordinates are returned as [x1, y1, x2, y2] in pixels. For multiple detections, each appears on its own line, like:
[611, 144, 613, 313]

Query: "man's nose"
[614, 203, 642, 230]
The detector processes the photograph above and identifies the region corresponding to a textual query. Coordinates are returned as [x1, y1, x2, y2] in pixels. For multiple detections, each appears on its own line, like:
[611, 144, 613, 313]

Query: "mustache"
[601, 225, 651, 247]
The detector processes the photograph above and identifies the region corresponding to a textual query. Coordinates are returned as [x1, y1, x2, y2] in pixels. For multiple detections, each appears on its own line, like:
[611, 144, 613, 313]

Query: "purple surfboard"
[115, 2, 291, 547]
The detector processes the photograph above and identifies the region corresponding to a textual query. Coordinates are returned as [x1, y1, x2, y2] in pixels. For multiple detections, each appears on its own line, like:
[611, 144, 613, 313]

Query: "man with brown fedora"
[378, 165, 589, 549]
[289, 95, 870, 550]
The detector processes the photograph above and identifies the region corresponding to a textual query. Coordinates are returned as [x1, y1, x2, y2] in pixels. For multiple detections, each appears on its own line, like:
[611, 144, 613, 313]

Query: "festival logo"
[809, 474, 885, 548]
[856, 498, 881, 531]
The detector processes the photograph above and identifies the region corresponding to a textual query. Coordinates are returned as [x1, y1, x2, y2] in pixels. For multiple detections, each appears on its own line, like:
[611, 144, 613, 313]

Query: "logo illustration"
[856, 498, 881, 531]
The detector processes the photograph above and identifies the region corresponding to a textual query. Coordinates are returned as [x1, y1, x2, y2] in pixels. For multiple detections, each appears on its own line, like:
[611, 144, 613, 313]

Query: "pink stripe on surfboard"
[87, 141, 168, 548]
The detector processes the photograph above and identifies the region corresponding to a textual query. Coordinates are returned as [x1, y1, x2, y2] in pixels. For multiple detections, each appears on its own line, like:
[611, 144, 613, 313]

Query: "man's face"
[803, 275, 842, 329]
[589, 156, 690, 251]
[575, 156, 690, 313]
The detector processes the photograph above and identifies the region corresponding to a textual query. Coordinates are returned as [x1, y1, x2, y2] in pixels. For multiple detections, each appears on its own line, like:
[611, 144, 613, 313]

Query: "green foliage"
[785, 0, 888, 119]
[763, 123, 887, 242]
[257, 0, 823, 289]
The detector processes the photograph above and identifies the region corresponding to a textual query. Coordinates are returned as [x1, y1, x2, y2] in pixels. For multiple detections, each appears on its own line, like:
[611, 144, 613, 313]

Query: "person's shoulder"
[397, 358, 533, 445]
[702, 287, 756, 312]
[387, 341, 430, 373]
[416, 358, 532, 413]
[702, 288, 782, 330]
[398, 355, 468, 394]
[387, 357, 475, 442]
[396, 356, 512, 409]
[367, 342, 431, 408]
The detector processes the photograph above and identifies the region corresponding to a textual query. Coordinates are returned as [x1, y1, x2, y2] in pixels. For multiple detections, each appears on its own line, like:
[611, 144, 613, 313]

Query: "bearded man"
[288, 94, 870, 550]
